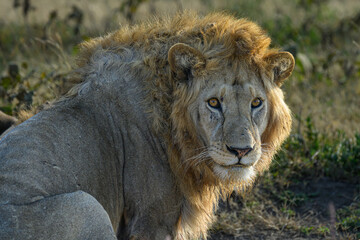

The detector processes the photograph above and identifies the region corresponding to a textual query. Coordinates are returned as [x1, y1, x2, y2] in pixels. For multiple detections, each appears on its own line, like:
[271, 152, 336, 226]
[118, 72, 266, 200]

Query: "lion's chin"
[212, 163, 256, 183]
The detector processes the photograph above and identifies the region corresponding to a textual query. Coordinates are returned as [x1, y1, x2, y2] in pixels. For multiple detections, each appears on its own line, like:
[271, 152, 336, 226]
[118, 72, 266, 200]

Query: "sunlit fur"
[63, 12, 292, 239]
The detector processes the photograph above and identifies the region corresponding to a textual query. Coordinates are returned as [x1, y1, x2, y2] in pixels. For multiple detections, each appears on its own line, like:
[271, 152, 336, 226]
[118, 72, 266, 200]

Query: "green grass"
[274, 117, 360, 183]
[337, 201, 360, 238]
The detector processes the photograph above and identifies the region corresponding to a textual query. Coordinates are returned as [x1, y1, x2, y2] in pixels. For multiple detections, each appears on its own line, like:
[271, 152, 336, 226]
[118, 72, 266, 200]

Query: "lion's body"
[0, 12, 293, 239]
[0, 70, 179, 238]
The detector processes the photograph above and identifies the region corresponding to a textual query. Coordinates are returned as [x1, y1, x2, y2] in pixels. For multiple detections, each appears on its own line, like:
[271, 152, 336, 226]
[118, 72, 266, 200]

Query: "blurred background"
[0, 0, 359, 239]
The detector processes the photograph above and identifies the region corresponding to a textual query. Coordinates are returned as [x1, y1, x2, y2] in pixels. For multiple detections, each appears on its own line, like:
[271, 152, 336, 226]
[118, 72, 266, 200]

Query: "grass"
[1, 0, 359, 239]
[275, 117, 360, 182]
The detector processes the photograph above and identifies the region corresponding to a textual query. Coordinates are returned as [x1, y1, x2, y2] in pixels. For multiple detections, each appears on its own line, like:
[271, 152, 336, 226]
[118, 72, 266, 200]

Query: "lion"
[0, 12, 294, 239]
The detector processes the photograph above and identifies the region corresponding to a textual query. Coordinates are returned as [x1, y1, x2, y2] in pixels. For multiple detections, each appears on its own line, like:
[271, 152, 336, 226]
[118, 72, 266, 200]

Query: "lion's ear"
[168, 43, 206, 81]
[263, 52, 295, 86]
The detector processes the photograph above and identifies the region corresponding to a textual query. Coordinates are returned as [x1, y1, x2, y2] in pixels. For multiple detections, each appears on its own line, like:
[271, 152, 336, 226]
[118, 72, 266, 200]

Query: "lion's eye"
[208, 98, 221, 109]
[251, 98, 262, 108]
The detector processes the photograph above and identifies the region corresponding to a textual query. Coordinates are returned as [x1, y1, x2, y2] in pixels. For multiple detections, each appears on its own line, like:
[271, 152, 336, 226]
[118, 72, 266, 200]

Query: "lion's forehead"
[206, 65, 264, 91]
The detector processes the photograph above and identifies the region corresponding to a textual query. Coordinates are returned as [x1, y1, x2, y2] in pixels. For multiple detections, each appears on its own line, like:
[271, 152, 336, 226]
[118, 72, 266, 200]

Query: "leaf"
[21, 62, 28, 69]
[0, 77, 13, 90]
[0, 105, 13, 115]
[40, 72, 46, 80]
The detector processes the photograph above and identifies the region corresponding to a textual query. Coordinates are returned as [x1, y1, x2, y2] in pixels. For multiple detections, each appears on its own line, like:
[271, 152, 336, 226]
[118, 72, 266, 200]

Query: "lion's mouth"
[217, 162, 253, 169]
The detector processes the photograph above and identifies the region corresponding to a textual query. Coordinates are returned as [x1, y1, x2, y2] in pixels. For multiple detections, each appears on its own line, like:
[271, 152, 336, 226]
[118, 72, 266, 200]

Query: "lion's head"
[166, 35, 293, 192]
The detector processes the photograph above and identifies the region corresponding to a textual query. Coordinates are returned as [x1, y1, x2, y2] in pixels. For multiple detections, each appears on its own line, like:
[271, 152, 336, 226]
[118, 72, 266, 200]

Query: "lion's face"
[188, 70, 268, 182]
[168, 43, 294, 184]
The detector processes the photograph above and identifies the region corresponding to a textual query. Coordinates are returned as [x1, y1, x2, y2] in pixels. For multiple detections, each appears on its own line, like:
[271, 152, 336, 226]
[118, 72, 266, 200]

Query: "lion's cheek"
[253, 103, 269, 136]
[197, 110, 223, 146]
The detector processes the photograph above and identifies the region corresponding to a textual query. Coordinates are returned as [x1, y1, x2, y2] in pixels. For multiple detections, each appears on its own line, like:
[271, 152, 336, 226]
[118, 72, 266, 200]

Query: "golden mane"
[65, 12, 292, 239]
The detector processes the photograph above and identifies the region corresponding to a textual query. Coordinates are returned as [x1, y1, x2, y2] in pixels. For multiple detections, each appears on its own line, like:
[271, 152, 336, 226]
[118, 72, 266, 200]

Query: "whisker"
[261, 143, 271, 146]
[188, 146, 208, 153]
[177, 145, 220, 178]
[261, 149, 274, 153]
[261, 143, 275, 148]
[183, 152, 208, 163]
[180, 148, 209, 168]
[270, 158, 280, 166]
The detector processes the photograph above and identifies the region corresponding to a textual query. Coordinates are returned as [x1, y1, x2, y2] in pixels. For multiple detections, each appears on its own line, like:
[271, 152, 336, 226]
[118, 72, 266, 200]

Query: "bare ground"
[209, 177, 359, 239]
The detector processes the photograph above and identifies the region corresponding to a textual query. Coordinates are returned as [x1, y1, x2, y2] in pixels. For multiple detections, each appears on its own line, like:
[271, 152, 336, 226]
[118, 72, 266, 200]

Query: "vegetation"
[1, 0, 359, 239]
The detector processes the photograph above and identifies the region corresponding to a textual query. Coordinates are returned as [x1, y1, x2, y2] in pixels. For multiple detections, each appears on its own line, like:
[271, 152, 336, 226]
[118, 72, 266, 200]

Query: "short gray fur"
[0, 49, 181, 239]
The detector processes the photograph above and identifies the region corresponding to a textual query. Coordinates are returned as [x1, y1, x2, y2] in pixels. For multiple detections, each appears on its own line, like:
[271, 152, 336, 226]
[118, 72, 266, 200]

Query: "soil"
[209, 177, 359, 240]
[289, 177, 358, 221]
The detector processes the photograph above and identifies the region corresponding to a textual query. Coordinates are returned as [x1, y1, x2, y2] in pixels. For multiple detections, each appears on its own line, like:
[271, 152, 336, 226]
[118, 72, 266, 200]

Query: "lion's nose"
[226, 145, 253, 159]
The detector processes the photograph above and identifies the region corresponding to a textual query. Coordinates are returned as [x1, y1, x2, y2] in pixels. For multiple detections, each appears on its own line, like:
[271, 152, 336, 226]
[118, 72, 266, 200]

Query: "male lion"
[0, 12, 294, 239]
